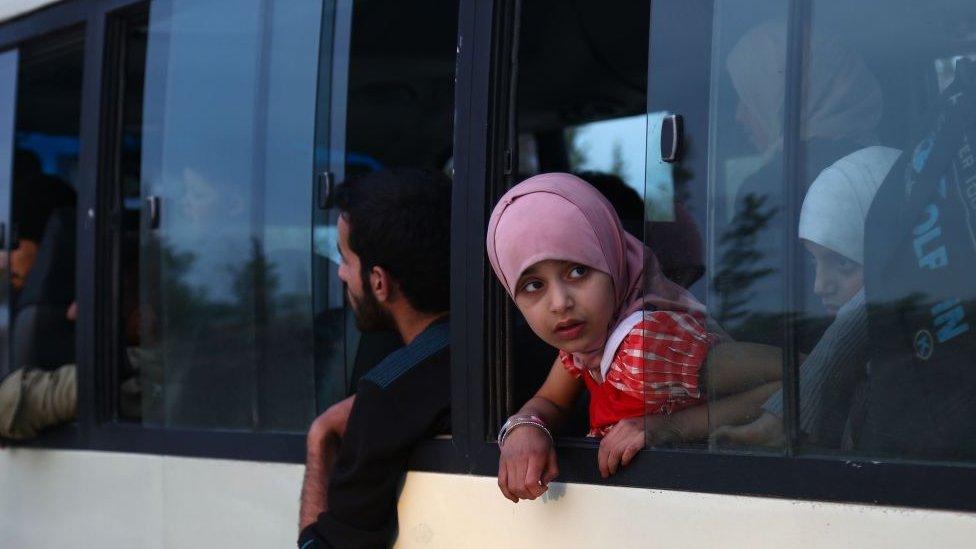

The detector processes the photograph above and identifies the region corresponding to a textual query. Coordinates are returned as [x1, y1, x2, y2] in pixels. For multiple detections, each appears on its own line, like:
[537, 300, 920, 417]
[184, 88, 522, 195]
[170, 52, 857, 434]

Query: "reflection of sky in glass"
[568, 112, 674, 221]
[143, 0, 320, 302]
[314, 225, 342, 265]
[570, 114, 645, 194]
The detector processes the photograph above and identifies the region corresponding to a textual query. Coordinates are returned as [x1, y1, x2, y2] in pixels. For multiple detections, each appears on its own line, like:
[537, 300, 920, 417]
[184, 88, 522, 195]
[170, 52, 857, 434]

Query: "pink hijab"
[486, 173, 704, 370]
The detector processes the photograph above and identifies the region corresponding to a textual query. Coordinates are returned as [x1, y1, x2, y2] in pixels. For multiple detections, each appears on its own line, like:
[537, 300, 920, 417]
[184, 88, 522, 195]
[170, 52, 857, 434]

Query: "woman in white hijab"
[715, 146, 902, 447]
[723, 20, 886, 350]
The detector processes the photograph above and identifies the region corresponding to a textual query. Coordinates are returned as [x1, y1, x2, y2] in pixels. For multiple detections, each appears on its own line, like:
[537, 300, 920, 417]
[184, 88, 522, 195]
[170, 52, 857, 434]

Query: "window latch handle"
[146, 195, 161, 230]
[317, 171, 335, 209]
[660, 113, 683, 163]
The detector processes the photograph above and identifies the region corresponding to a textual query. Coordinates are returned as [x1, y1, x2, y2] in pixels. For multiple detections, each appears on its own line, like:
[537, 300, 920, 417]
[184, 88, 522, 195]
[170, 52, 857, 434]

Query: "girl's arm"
[655, 381, 782, 443]
[598, 383, 781, 477]
[498, 358, 583, 503]
[704, 341, 785, 398]
[514, 356, 584, 431]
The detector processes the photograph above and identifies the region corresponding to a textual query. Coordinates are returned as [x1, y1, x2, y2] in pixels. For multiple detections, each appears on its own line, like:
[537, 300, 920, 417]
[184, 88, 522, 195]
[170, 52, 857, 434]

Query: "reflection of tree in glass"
[229, 237, 280, 323]
[610, 141, 626, 178]
[714, 192, 777, 325]
[226, 237, 316, 431]
[564, 127, 589, 168]
[156, 242, 213, 327]
[140, 235, 219, 425]
[140, 235, 314, 431]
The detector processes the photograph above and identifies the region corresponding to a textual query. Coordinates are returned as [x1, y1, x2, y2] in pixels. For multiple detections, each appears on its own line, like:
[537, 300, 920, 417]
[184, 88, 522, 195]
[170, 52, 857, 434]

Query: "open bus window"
[310, 0, 458, 426]
[0, 28, 82, 440]
[500, 0, 653, 438]
[498, 0, 976, 464]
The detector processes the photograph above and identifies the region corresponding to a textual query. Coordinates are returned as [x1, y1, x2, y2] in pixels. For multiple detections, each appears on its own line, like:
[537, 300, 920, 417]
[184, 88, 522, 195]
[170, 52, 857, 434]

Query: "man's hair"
[335, 168, 451, 314]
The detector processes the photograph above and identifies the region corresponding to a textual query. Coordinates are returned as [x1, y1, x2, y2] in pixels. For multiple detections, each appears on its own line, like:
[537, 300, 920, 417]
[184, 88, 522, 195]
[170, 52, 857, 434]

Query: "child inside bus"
[714, 146, 901, 448]
[487, 172, 781, 501]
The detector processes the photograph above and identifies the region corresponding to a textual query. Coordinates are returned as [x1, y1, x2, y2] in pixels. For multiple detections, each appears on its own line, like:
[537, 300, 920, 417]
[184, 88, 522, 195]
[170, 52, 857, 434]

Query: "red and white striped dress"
[559, 310, 711, 437]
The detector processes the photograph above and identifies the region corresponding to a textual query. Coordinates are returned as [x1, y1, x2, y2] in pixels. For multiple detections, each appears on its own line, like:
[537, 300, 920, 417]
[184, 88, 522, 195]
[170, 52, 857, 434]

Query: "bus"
[2, 0, 976, 547]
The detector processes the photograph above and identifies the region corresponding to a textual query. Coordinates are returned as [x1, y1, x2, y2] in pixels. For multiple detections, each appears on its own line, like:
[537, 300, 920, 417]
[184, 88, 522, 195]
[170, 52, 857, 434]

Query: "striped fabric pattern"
[763, 290, 868, 440]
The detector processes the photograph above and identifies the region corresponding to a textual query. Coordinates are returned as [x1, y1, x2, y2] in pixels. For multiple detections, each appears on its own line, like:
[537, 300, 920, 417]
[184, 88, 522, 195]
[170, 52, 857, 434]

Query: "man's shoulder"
[362, 321, 449, 390]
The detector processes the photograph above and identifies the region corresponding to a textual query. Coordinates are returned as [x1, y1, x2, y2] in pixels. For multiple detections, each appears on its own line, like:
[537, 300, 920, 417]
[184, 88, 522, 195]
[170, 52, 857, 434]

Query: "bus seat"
[12, 207, 76, 370]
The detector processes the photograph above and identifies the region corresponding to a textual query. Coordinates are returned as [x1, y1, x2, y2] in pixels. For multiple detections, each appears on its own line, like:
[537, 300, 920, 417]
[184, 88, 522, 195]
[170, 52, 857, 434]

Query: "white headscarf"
[799, 146, 902, 264]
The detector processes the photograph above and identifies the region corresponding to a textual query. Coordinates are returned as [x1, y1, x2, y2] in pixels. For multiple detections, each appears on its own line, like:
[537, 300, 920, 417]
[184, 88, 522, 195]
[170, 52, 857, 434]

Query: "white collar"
[599, 311, 644, 379]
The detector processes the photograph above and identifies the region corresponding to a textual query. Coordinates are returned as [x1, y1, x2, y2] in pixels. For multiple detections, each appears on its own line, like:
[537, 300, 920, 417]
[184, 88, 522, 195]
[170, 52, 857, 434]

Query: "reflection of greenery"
[156, 242, 213, 328]
[140, 234, 314, 431]
[610, 141, 626, 178]
[714, 193, 777, 325]
[565, 127, 589, 168]
[229, 237, 280, 321]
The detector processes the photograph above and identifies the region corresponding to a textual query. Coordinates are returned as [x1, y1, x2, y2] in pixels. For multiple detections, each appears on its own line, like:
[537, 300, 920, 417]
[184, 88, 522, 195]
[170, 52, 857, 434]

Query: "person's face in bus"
[513, 259, 615, 354]
[337, 215, 394, 331]
[803, 240, 863, 316]
[8, 239, 39, 291]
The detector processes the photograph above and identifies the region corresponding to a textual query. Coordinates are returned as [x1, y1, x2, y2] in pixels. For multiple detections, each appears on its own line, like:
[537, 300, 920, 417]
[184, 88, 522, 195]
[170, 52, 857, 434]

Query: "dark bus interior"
[9, 27, 83, 380]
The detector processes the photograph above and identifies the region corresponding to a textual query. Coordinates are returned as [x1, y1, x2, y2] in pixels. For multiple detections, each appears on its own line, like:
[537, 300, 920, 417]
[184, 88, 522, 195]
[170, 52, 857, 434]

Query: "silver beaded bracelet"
[497, 414, 553, 447]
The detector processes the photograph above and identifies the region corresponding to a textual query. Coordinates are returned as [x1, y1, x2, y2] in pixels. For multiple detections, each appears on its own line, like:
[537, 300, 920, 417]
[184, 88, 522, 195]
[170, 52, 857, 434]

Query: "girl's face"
[803, 240, 863, 316]
[513, 259, 615, 354]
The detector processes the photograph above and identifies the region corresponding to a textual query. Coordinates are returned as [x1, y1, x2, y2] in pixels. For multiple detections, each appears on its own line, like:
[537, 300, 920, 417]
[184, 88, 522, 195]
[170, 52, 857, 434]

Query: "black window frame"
[2, 0, 976, 516]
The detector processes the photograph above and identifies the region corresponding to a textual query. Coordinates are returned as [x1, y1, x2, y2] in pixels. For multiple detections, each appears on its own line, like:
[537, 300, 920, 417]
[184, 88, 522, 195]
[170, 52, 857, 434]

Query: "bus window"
[10, 33, 83, 368]
[502, 0, 652, 437]
[0, 28, 82, 441]
[643, 0, 976, 462]
[111, 0, 323, 432]
[796, 0, 976, 460]
[108, 0, 459, 433]
[496, 1, 792, 453]
[0, 49, 16, 381]
[10, 30, 82, 381]
[310, 0, 458, 415]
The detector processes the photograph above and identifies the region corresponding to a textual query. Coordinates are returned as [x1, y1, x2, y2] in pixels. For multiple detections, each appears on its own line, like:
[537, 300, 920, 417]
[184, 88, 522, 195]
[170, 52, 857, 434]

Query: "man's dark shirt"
[298, 319, 450, 549]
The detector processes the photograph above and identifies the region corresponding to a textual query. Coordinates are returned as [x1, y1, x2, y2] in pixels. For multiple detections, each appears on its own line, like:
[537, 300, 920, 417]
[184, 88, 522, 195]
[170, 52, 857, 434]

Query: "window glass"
[124, 0, 323, 431]
[799, 0, 976, 460]
[0, 49, 17, 380]
[693, 1, 791, 451]
[10, 31, 82, 378]
[642, 0, 976, 462]
[116, 0, 458, 432]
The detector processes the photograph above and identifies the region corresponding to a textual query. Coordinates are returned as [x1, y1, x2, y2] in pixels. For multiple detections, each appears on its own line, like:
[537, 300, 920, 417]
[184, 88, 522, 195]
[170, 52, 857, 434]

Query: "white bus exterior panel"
[398, 472, 976, 548]
[3, 449, 976, 548]
[0, 449, 302, 548]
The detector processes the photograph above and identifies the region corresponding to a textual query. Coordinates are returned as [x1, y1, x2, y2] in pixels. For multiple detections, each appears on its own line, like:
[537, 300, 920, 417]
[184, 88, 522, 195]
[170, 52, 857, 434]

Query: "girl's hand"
[711, 412, 784, 447]
[597, 416, 646, 478]
[498, 425, 559, 503]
